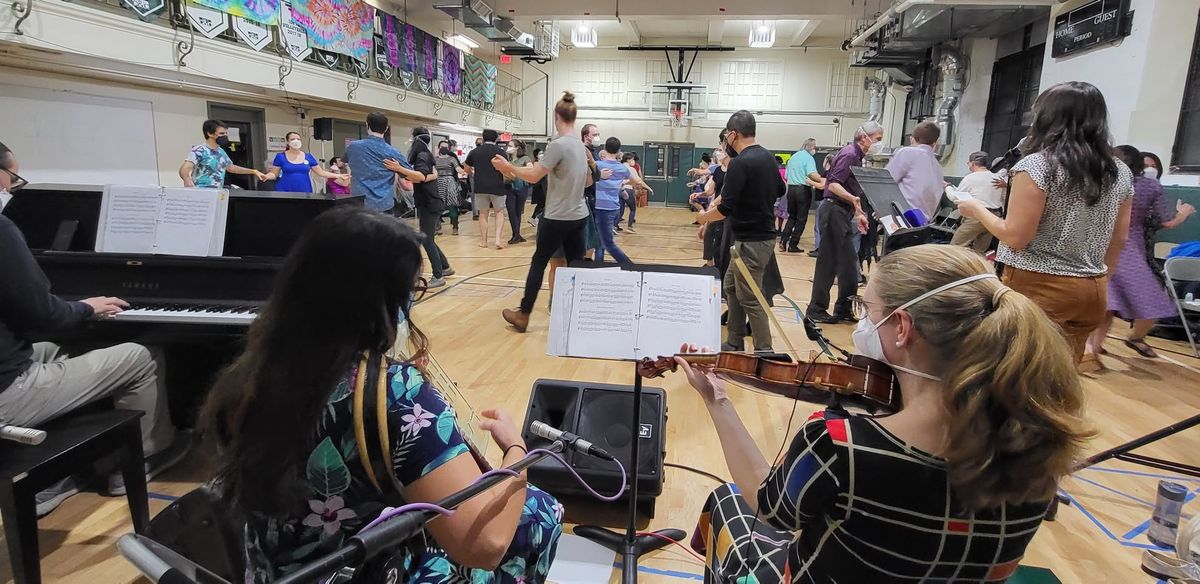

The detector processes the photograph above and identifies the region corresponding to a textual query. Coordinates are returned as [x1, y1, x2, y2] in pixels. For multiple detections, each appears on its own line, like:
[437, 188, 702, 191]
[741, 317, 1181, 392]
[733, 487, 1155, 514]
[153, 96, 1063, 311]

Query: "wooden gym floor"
[2, 207, 1197, 583]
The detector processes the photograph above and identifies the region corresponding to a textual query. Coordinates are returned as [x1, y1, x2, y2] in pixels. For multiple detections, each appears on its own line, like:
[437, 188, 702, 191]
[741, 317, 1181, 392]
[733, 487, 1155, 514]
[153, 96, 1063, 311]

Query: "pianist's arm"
[0, 217, 95, 331]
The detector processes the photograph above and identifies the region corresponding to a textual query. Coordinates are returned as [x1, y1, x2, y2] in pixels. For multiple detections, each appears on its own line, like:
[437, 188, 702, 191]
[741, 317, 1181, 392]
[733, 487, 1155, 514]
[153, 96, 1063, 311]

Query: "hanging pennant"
[233, 16, 271, 51]
[278, 1, 311, 61]
[120, 0, 166, 21]
[186, 3, 228, 39]
[398, 69, 415, 88]
[374, 36, 395, 81]
[417, 76, 431, 94]
[351, 58, 370, 78]
[316, 50, 341, 69]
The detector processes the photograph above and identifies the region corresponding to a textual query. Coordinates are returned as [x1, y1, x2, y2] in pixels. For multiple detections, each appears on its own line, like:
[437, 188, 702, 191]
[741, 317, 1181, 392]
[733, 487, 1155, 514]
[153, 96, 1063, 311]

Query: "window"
[981, 43, 1044, 161]
[716, 60, 782, 110]
[828, 64, 869, 112]
[569, 60, 629, 107]
[1173, 12, 1200, 172]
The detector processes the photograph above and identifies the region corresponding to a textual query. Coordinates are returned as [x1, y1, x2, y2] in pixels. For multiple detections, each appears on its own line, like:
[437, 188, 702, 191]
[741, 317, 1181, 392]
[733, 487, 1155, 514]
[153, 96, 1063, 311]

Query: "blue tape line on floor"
[1082, 466, 1200, 483]
[1120, 489, 1196, 541]
[148, 491, 177, 502]
[613, 562, 705, 581]
[1058, 490, 1163, 551]
[1074, 475, 1159, 508]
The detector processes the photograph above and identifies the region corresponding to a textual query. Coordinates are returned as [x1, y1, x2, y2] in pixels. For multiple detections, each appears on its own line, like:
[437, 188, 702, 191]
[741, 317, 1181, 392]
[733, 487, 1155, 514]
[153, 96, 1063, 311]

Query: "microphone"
[0, 423, 47, 445]
[529, 421, 614, 461]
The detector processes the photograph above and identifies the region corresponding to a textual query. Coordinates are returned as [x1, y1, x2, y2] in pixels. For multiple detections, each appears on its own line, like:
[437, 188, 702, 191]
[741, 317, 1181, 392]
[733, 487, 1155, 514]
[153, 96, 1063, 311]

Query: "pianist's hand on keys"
[82, 296, 129, 318]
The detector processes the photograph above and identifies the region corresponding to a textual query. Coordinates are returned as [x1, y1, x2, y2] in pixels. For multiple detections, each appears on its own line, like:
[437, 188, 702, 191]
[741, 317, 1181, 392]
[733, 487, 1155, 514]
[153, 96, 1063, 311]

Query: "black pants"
[520, 217, 588, 313]
[507, 186, 529, 239]
[416, 203, 450, 278]
[780, 184, 813, 249]
[808, 201, 857, 317]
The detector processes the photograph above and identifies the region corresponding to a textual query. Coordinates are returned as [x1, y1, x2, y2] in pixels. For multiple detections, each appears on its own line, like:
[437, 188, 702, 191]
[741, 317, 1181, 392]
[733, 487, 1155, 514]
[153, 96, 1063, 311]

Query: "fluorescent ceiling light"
[446, 34, 479, 51]
[572, 22, 597, 48]
[749, 20, 776, 48]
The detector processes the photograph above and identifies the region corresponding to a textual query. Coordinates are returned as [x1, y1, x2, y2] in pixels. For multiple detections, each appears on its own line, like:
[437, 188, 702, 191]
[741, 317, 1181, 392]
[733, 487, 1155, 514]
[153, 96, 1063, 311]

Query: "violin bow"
[730, 246, 804, 360]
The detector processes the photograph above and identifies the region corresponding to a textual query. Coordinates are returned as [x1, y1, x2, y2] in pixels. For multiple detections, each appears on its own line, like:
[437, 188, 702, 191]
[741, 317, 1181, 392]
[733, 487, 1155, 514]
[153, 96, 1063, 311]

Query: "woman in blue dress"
[265, 132, 348, 193]
[201, 206, 563, 583]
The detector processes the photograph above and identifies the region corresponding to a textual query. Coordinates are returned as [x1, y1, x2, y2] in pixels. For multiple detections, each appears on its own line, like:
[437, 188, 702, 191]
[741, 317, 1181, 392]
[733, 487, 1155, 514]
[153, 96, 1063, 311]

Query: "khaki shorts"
[474, 193, 507, 212]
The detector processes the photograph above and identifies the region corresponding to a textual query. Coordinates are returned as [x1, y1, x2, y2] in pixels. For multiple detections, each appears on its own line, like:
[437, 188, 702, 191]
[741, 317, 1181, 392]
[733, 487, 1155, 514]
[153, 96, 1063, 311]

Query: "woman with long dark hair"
[202, 207, 562, 582]
[407, 126, 453, 287]
[957, 81, 1134, 362]
[1087, 145, 1195, 358]
[435, 142, 465, 235]
[680, 244, 1091, 582]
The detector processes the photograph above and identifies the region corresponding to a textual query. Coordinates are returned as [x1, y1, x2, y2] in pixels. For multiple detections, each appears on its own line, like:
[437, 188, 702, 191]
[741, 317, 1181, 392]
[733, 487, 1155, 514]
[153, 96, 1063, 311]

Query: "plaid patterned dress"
[693, 411, 1050, 583]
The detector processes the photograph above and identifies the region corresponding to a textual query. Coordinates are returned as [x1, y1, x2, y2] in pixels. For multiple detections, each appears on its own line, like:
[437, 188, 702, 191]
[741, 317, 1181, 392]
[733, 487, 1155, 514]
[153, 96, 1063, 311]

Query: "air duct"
[864, 76, 887, 122]
[935, 46, 965, 160]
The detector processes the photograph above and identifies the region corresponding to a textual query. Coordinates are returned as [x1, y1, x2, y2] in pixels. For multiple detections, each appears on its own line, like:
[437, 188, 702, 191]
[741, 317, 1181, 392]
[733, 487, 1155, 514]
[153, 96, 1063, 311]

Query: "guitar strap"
[353, 350, 406, 498]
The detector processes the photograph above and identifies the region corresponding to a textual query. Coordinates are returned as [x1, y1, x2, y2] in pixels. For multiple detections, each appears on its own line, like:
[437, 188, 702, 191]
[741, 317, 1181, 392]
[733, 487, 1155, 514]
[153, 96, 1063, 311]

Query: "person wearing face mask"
[0, 141, 192, 516]
[580, 123, 605, 259]
[180, 119, 267, 188]
[326, 157, 351, 196]
[264, 132, 348, 193]
[504, 139, 532, 245]
[779, 138, 825, 253]
[674, 244, 1090, 584]
[807, 122, 881, 325]
[464, 129, 510, 249]
[700, 135, 731, 270]
[1143, 151, 1165, 182]
[434, 143, 465, 236]
[406, 127, 453, 288]
[530, 148, 547, 221]
[697, 111, 785, 352]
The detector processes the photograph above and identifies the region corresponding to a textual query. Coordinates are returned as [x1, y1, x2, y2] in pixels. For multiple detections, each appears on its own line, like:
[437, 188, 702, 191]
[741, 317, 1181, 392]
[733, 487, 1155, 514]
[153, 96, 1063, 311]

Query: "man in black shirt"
[464, 129, 509, 249]
[0, 141, 188, 515]
[699, 111, 784, 351]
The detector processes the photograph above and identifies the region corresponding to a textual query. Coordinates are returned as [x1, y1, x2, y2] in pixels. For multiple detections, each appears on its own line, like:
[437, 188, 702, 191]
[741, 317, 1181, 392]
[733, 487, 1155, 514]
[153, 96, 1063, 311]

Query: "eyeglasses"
[2, 168, 27, 192]
[413, 277, 429, 302]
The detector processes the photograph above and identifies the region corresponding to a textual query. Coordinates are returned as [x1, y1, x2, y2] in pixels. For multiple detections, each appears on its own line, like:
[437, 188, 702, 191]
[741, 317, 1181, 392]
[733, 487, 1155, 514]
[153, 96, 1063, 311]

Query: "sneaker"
[36, 477, 80, 517]
[615, 225, 624, 232]
[806, 249, 820, 258]
[427, 277, 447, 289]
[626, 226, 637, 233]
[442, 268, 456, 277]
[452, 227, 460, 236]
[1142, 550, 1200, 581]
[106, 430, 194, 496]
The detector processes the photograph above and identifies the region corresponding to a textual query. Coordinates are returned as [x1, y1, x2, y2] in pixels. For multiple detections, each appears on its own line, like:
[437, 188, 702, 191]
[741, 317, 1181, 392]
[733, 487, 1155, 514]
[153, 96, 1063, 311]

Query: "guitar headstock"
[637, 356, 678, 378]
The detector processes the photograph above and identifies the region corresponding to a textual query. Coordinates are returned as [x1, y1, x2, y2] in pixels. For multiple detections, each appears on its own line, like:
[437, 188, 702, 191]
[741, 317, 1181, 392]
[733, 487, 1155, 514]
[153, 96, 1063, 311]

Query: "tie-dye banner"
[403, 23, 417, 72]
[192, 0, 278, 25]
[382, 13, 400, 68]
[464, 54, 497, 104]
[424, 34, 437, 80]
[290, 0, 374, 61]
[442, 43, 461, 96]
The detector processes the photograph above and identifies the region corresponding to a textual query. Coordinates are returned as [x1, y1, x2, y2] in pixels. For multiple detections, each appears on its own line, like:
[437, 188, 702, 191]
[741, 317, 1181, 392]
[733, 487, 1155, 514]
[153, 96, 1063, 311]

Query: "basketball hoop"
[671, 108, 685, 127]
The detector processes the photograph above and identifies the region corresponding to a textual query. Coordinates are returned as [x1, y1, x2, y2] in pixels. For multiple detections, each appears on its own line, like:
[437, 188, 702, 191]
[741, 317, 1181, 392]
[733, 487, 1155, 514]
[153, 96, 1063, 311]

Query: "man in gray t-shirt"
[492, 132, 591, 332]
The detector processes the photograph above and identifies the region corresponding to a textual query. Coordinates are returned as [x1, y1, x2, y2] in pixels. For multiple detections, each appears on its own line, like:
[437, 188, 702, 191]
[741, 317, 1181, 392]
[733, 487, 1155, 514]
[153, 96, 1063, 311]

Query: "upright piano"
[2, 185, 364, 415]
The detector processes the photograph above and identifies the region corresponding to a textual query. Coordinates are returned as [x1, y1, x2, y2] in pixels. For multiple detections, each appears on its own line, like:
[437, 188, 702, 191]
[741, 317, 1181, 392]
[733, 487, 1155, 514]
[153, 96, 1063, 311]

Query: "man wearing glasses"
[697, 111, 785, 352]
[0, 141, 189, 516]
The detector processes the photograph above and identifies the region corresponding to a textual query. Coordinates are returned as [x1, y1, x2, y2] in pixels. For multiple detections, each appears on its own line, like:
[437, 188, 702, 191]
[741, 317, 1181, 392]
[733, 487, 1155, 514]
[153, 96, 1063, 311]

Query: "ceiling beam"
[621, 19, 642, 44]
[707, 20, 724, 44]
[789, 19, 820, 47]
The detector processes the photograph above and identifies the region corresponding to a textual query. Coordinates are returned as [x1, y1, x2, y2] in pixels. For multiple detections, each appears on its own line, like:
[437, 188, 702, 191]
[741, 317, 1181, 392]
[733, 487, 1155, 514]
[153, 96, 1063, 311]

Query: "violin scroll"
[637, 356, 679, 379]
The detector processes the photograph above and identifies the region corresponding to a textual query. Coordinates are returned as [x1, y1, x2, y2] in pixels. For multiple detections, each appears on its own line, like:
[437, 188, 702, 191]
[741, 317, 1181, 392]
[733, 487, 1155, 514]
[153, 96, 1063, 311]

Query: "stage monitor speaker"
[521, 379, 666, 517]
[313, 118, 333, 141]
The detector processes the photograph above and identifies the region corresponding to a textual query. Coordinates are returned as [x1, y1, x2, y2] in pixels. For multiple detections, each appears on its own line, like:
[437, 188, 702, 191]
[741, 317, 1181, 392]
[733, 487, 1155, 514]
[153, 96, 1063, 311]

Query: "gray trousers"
[0, 342, 175, 455]
[723, 239, 775, 352]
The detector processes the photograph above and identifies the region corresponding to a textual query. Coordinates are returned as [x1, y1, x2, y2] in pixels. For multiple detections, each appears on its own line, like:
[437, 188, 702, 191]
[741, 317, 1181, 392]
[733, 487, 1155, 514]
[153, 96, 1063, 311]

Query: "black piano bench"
[0, 409, 149, 584]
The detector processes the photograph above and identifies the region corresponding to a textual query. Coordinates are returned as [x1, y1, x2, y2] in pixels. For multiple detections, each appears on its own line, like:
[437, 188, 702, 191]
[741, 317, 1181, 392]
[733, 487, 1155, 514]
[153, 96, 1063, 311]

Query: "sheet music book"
[547, 268, 721, 361]
[95, 185, 229, 256]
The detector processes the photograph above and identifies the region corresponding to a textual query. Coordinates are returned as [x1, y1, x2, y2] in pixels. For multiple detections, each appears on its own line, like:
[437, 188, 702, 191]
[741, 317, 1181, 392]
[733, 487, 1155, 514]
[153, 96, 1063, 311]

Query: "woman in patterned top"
[678, 244, 1091, 583]
[957, 81, 1133, 363]
[201, 206, 562, 582]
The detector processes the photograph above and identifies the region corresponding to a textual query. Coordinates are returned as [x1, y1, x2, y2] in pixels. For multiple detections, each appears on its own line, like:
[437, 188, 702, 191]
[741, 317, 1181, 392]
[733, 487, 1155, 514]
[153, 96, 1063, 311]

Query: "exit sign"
[499, 54, 512, 64]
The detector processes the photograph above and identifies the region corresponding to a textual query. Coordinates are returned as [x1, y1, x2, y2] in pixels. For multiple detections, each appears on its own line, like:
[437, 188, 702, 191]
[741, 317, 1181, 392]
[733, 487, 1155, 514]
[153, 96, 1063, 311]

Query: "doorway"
[642, 142, 695, 206]
[208, 103, 266, 191]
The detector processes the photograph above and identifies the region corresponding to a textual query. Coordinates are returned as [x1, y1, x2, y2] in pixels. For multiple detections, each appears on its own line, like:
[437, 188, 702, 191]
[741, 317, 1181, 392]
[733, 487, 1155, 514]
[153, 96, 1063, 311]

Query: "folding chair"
[1164, 256, 1200, 358]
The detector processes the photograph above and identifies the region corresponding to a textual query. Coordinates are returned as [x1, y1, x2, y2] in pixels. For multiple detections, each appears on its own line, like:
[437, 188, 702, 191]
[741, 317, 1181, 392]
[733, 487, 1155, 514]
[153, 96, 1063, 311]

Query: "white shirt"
[956, 170, 1006, 209]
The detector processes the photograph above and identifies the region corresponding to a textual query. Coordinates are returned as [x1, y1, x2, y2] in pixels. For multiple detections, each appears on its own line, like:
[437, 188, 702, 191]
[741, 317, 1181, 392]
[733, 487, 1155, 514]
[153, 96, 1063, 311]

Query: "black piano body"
[2, 185, 364, 421]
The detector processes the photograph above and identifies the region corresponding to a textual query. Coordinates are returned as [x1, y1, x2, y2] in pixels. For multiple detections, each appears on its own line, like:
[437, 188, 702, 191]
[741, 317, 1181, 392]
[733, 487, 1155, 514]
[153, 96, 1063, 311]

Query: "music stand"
[849, 167, 931, 255]
[565, 261, 716, 583]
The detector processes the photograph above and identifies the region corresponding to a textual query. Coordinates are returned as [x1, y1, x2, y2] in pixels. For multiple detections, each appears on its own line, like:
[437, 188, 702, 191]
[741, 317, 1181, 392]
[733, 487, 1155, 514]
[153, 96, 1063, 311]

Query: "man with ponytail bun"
[676, 244, 1091, 582]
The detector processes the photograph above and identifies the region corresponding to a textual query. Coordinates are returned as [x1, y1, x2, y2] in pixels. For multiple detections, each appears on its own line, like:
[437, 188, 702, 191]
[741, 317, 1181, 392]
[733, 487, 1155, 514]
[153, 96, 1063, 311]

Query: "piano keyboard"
[114, 302, 260, 326]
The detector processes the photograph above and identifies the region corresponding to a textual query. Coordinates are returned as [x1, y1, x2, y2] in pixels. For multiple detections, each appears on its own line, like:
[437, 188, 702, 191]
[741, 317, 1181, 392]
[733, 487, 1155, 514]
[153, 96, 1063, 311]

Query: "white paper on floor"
[546, 533, 616, 583]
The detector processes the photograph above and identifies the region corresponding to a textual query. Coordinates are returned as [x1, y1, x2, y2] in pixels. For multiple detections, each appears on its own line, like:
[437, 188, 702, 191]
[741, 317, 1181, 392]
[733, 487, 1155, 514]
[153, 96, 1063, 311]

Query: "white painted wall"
[1040, 0, 1200, 182]
[942, 37, 998, 176]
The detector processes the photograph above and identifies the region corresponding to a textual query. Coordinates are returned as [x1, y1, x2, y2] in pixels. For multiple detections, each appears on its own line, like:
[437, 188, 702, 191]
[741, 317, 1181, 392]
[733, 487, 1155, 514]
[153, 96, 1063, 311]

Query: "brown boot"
[503, 308, 529, 332]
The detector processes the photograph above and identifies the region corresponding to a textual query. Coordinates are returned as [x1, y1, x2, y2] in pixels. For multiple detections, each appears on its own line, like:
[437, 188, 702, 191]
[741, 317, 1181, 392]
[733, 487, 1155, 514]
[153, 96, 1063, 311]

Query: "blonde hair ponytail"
[873, 245, 1092, 511]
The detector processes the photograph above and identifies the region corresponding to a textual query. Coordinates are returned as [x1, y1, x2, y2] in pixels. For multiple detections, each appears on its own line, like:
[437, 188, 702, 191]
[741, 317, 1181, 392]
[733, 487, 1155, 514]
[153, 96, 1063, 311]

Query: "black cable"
[664, 462, 728, 485]
[414, 262, 531, 306]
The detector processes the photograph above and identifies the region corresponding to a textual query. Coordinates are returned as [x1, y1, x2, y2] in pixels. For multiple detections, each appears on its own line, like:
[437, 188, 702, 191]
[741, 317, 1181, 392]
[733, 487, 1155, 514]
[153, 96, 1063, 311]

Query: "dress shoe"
[787, 247, 802, 253]
[502, 308, 529, 333]
[807, 311, 840, 325]
[834, 313, 859, 324]
[807, 249, 819, 258]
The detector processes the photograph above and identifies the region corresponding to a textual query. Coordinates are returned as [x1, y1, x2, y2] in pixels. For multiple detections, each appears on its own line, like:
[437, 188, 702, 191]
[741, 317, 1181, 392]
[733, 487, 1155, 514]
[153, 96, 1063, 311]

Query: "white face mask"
[851, 273, 999, 382]
[288, 139, 303, 150]
[1145, 167, 1159, 180]
[867, 140, 884, 155]
[714, 149, 727, 163]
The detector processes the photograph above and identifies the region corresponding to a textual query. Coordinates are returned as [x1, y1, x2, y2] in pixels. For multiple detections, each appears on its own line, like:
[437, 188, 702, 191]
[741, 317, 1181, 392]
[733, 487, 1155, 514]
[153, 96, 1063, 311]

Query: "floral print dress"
[242, 361, 564, 583]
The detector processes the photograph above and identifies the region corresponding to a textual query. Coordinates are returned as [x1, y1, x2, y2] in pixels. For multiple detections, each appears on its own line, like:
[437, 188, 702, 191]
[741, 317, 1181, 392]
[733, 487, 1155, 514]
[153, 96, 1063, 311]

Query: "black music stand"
[566, 261, 717, 583]
[850, 166, 932, 255]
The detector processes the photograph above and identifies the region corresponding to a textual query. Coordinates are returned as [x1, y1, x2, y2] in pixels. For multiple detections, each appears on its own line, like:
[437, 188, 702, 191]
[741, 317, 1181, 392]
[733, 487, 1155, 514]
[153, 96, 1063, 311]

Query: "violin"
[638, 351, 901, 413]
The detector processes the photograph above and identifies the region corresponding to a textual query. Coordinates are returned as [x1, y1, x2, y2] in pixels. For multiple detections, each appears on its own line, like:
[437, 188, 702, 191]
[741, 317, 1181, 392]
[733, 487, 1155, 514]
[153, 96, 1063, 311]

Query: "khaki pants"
[724, 239, 775, 352]
[0, 342, 175, 455]
[1002, 267, 1107, 363]
[950, 216, 996, 253]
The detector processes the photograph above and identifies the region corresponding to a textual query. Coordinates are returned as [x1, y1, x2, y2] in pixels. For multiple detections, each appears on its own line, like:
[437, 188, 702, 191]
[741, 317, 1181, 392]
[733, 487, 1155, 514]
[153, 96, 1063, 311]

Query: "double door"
[642, 142, 696, 206]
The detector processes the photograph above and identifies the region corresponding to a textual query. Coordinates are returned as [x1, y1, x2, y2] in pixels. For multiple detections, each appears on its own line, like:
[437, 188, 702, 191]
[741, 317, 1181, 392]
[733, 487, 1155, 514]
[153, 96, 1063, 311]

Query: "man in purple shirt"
[886, 121, 945, 220]
[807, 122, 883, 324]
